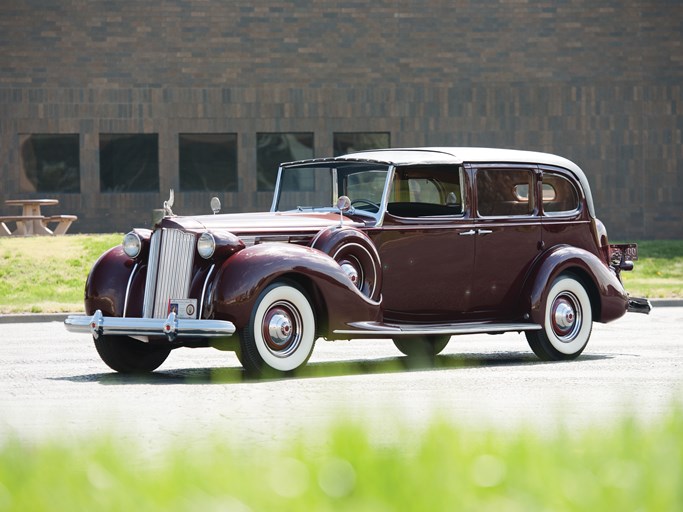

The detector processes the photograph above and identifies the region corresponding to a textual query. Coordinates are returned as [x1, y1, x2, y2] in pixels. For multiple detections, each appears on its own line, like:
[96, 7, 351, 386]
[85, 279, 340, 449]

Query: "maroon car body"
[65, 147, 650, 375]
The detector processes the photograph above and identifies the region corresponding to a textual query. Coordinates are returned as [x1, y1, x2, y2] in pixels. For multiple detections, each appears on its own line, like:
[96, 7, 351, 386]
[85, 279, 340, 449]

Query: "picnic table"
[0, 199, 77, 236]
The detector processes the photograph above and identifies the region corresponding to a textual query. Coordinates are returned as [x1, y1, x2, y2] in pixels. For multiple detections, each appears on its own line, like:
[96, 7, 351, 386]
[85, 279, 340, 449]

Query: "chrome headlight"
[122, 231, 142, 258]
[197, 232, 216, 259]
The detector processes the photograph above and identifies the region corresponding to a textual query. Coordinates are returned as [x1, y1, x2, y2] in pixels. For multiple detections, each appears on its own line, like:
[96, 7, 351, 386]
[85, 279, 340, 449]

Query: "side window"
[387, 166, 463, 217]
[477, 168, 535, 217]
[542, 173, 580, 214]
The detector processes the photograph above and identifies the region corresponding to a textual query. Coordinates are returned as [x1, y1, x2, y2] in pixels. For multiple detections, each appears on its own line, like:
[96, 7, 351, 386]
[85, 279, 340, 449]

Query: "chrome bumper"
[64, 310, 236, 341]
[627, 297, 652, 314]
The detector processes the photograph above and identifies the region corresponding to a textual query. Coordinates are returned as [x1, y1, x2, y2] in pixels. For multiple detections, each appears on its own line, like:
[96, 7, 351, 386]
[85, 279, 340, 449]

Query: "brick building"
[1, 1, 681, 237]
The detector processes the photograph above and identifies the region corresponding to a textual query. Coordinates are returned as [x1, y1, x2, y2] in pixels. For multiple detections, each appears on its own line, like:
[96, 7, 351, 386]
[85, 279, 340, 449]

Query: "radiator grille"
[142, 228, 196, 318]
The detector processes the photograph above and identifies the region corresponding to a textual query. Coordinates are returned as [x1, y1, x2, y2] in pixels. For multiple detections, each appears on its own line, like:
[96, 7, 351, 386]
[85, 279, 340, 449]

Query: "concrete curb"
[0, 313, 74, 324]
[0, 299, 680, 324]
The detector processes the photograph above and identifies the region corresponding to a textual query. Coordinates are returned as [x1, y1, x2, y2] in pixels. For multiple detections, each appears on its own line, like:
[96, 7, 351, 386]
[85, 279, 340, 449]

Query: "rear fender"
[525, 245, 628, 325]
[212, 243, 382, 332]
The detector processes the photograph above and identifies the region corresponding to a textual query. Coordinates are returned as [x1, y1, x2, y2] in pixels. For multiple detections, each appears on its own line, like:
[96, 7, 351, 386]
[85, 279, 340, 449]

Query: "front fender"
[212, 243, 382, 332]
[526, 245, 628, 325]
[84, 245, 134, 317]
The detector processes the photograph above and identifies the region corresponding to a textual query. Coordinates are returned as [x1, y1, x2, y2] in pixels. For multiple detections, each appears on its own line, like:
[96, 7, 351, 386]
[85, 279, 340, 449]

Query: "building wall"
[1, 0, 681, 237]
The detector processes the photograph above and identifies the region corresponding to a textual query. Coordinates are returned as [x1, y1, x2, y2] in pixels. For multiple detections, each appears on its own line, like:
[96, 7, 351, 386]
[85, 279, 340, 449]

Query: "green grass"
[0, 234, 121, 314]
[1, 412, 681, 511]
[0, 236, 680, 314]
[619, 240, 683, 299]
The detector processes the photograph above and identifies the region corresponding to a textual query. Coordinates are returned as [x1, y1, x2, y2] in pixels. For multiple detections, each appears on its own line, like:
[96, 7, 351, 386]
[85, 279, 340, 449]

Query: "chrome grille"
[142, 228, 196, 318]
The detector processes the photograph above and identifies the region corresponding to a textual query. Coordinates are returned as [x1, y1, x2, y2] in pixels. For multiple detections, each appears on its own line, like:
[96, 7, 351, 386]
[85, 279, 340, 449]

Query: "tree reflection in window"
[100, 134, 159, 192]
[20, 134, 80, 193]
[179, 133, 237, 192]
[257, 133, 314, 191]
[333, 132, 390, 157]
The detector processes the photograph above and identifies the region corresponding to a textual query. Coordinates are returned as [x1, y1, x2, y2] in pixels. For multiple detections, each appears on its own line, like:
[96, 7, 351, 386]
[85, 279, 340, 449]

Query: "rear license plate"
[610, 243, 638, 262]
[168, 299, 197, 319]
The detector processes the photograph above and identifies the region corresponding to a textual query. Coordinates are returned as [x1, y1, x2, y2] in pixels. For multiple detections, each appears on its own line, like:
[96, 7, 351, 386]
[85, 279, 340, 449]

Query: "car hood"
[160, 211, 363, 235]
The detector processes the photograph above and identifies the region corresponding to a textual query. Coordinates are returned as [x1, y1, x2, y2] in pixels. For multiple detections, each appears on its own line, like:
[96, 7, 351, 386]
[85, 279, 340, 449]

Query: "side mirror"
[210, 197, 221, 215]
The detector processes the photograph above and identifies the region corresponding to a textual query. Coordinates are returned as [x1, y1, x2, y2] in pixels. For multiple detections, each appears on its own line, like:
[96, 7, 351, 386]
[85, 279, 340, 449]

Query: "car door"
[369, 165, 475, 323]
[468, 164, 543, 320]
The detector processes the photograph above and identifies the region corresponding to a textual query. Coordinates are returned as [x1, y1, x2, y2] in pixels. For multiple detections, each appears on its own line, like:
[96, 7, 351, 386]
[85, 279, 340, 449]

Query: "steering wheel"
[350, 198, 381, 212]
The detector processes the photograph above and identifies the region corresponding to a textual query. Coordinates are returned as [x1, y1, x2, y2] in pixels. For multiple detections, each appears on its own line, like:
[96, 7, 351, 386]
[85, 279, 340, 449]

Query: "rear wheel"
[393, 335, 450, 359]
[239, 281, 316, 376]
[94, 335, 171, 373]
[526, 274, 593, 361]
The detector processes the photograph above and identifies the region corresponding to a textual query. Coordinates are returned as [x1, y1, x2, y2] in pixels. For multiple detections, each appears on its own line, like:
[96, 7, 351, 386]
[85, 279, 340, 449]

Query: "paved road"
[1, 308, 681, 449]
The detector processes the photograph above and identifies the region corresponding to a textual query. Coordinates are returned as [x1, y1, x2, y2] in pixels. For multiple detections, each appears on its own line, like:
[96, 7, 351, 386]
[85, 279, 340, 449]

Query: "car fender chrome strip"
[198, 263, 216, 320]
[122, 262, 139, 318]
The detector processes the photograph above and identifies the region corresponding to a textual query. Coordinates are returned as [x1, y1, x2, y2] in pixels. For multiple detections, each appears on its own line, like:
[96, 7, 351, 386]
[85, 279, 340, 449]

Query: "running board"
[334, 321, 542, 337]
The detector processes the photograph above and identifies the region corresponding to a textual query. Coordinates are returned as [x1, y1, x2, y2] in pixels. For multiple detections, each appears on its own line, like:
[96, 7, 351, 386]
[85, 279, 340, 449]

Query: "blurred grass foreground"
[0, 236, 681, 314]
[1, 412, 682, 511]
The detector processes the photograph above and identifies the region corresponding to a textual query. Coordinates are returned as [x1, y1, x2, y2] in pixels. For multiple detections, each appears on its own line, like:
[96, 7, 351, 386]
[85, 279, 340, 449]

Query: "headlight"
[197, 232, 216, 259]
[122, 231, 142, 258]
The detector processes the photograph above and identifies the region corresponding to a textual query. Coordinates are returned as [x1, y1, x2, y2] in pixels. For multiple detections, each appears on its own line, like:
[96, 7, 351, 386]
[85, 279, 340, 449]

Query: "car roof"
[335, 147, 596, 218]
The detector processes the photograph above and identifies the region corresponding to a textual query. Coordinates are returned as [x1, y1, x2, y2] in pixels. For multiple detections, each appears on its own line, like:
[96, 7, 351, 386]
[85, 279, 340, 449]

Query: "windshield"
[273, 162, 391, 217]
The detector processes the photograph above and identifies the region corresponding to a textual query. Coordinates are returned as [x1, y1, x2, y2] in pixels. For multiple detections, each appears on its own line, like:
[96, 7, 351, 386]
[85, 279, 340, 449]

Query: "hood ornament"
[163, 189, 175, 217]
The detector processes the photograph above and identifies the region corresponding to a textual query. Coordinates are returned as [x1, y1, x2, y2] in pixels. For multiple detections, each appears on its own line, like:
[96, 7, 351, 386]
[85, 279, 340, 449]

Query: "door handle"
[477, 229, 493, 235]
[459, 229, 476, 236]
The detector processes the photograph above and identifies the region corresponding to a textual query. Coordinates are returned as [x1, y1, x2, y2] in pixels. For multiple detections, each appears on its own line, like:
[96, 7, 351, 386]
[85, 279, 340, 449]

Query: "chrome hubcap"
[261, 302, 302, 357]
[268, 310, 293, 345]
[551, 293, 582, 342]
[340, 261, 359, 286]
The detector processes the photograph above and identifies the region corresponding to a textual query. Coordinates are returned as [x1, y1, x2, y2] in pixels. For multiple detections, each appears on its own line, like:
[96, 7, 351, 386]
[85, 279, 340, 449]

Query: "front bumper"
[64, 309, 236, 341]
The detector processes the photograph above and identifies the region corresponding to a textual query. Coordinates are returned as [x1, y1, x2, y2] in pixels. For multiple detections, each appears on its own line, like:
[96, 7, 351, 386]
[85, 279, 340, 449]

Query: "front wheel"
[239, 281, 317, 376]
[526, 274, 593, 361]
[94, 335, 171, 373]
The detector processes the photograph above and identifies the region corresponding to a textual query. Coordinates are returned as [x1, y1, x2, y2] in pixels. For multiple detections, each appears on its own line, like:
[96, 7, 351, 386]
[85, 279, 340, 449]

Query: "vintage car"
[65, 147, 651, 375]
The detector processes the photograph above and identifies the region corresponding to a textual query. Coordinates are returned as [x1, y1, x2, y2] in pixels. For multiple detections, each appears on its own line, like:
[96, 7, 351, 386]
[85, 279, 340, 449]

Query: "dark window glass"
[257, 133, 314, 191]
[179, 134, 237, 191]
[20, 134, 80, 192]
[477, 169, 535, 217]
[100, 134, 159, 192]
[542, 173, 580, 214]
[333, 132, 390, 156]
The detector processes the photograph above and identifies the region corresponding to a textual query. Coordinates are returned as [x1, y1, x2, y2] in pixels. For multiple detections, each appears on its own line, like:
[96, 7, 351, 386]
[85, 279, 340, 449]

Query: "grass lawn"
[618, 240, 683, 299]
[0, 234, 121, 314]
[0, 236, 680, 314]
[1, 412, 681, 511]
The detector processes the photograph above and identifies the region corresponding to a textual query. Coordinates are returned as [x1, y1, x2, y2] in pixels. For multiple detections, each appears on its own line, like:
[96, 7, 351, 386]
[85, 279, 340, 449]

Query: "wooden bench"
[44, 214, 78, 235]
[0, 216, 47, 236]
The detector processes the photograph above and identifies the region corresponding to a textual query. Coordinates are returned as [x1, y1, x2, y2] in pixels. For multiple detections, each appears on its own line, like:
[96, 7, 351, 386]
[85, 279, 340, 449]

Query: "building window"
[179, 133, 238, 192]
[333, 132, 390, 157]
[257, 133, 314, 191]
[20, 134, 80, 193]
[99, 134, 159, 192]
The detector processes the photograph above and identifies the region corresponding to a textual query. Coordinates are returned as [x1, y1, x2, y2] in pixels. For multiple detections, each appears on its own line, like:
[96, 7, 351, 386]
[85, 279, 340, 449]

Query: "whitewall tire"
[239, 281, 316, 375]
[526, 274, 593, 361]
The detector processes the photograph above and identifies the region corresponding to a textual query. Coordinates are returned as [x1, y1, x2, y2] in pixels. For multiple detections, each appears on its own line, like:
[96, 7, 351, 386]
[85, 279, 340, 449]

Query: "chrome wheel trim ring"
[261, 301, 302, 358]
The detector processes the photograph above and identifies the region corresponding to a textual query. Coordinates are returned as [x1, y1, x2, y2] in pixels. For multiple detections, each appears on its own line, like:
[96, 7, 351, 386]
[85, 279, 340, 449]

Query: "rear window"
[542, 173, 580, 214]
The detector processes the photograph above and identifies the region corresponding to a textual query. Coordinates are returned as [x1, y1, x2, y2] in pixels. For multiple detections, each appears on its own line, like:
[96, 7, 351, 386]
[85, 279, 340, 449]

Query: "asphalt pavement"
[1, 305, 681, 451]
